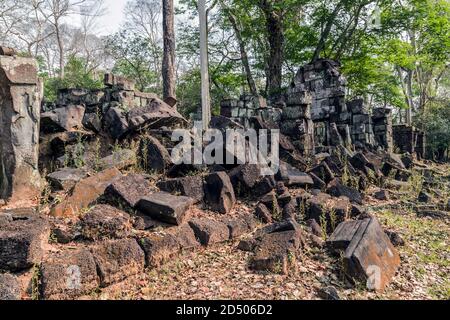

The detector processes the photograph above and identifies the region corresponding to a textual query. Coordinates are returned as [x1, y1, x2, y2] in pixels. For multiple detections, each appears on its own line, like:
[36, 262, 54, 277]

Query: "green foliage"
[42, 55, 103, 102]
[416, 100, 450, 160]
[106, 30, 161, 93]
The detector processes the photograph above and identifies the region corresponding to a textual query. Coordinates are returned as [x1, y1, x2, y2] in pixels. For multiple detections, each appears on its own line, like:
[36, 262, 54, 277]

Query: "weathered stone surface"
[276, 161, 313, 187]
[309, 172, 326, 190]
[49, 130, 94, 158]
[82, 112, 102, 133]
[222, 214, 256, 239]
[128, 97, 186, 130]
[157, 176, 204, 203]
[0, 55, 41, 202]
[374, 189, 390, 201]
[318, 286, 340, 300]
[0, 273, 21, 300]
[78, 205, 132, 241]
[104, 174, 153, 209]
[250, 229, 303, 274]
[91, 239, 145, 287]
[326, 178, 363, 204]
[0, 214, 49, 272]
[50, 226, 75, 244]
[104, 73, 135, 91]
[46, 168, 88, 191]
[138, 233, 179, 267]
[418, 191, 431, 203]
[308, 162, 335, 184]
[41, 105, 85, 133]
[327, 218, 400, 292]
[139, 136, 171, 173]
[40, 248, 99, 300]
[306, 192, 351, 232]
[385, 230, 405, 247]
[350, 152, 378, 175]
[253, 176, 277, 197]
[136, 192, 194, 225]
[255, 203, 273, 224]
[228, 164, 262, 196]
[204, 172, 236, 214]
[51, 168, 122, 217]
[94, 149, 136, 171]
[103, 107, 129, 140]
[306, 219, 323, 237]
[188, 218, 230, 246]
[170, 224, 201, 250]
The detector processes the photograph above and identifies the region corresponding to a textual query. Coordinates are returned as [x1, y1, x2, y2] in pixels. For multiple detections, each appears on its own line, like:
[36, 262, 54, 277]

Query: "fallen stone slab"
[136, 192, 194, 225]
[228, 164, 263, 196]
[350, 152, 377, 175]
[51, 168, 121, 217]
[104, 174, 154, 209]
[188, 218, 230, 246]
[0, 54, 41, 203]
[326, 178, 363, 204]
[41, 105, 85, 133]
[373, 189, 390, 201]
[138, 233, 180, 267]
[204, 172, 236, 214]
[308, 162, 335, 184]
[255, 203, 273, 224]
[128, 98, 187, 131]
[309, 172, 326, 190]
[276, 162, 314, 187]
[169, 224, 202, 250]
[82, 112, 102, 133]
[46, 168, 88, 191]
[222, 214, 257, 239]
[157, 176, 204, 203]
[91, 239, 145, 287]
[253, 176, 277, 197]
[94, 149, 136, 171]
[306, 192, 351, 233]
[0, 215, 49, 272]
[139, 136, 171, 173]
[49, 130, 94, 158]
[78, 205, 132, 241]
[0, 273, 21, 300]
[40, 248, 99, 300]
[250, 229, 303, 275]
[327, 217, 400, 292]
[103, 107, 129, 140]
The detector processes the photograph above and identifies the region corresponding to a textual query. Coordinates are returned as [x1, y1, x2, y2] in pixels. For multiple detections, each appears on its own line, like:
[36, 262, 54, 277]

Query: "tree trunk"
[220, 1, 258, 96]
[258, 0, 284, 100]
[312, 2, 343, 62]
[55, 21, 64, 78]
[405, 70, 414, 125]
[162, 0, 176, 104]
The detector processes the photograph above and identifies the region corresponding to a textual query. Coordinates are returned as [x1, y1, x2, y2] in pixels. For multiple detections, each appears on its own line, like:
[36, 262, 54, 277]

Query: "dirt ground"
[92, 174, 449, 301]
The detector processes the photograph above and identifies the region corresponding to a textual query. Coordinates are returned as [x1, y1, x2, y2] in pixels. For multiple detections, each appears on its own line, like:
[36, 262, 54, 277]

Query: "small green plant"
[31, 264, 42, 300]
[329, 207, 337, 233]
[271, 193, 281, 221]
[297, 200, 306, 223]
[319, 206, 328, 240]
[93, 137, 102, 172]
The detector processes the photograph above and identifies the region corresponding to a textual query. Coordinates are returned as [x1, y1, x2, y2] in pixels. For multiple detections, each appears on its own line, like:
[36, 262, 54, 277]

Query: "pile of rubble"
[0, 47, 444, 301]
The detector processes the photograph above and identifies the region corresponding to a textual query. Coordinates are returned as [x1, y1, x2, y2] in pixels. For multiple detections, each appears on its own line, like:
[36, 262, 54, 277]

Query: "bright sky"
[95, 0, 128, 36]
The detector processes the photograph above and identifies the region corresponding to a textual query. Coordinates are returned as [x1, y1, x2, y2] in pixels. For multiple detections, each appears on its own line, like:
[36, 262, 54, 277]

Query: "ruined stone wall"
[393, 125, 425, 158]
[0, 51, 42, 202]
[220, 59, 395, 155]
[220, 95, 282, 127]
